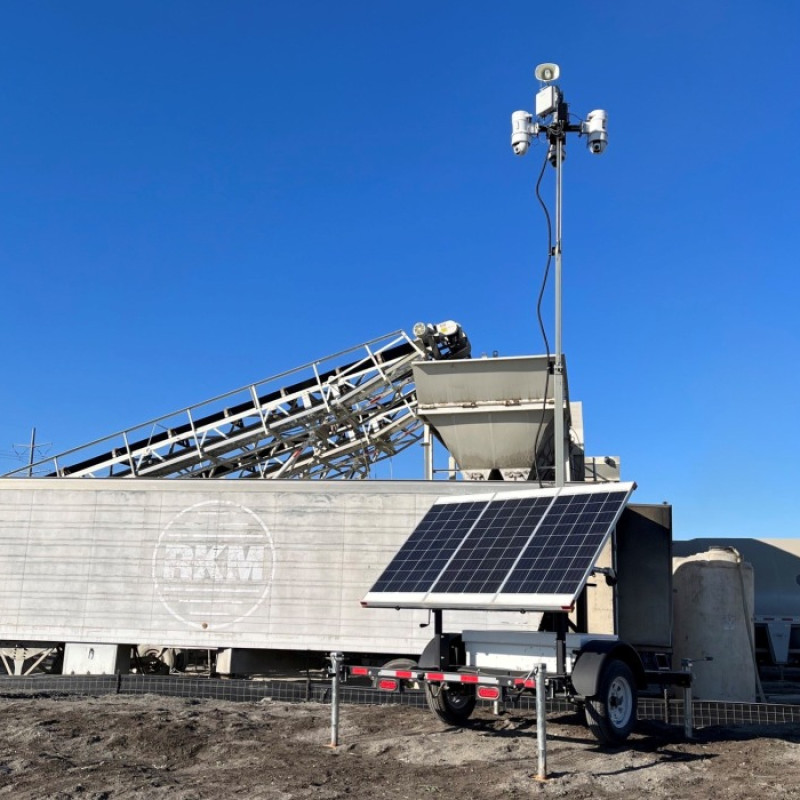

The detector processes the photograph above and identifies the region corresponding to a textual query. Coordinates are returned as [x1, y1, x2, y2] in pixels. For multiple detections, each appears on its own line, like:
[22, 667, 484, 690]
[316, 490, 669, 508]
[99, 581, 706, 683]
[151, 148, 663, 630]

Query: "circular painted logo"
[153, 500, 275, 630]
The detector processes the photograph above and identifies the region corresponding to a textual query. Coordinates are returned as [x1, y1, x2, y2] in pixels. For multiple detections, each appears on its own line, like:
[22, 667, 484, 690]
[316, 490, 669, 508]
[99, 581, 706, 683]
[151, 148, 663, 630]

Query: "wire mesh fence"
[1, 675, 800, 731]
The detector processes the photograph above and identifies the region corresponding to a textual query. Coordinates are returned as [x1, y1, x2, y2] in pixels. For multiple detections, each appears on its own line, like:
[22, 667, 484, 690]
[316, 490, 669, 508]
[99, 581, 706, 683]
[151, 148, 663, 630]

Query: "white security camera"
[582, 109, 608, 155]
[510, 110, 536, 156]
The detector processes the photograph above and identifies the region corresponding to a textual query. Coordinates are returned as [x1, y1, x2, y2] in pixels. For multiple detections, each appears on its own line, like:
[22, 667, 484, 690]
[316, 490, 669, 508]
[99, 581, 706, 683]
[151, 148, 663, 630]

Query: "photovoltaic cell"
[500, 490, 629, 595]
[362, 482, 635, 611]
[369, 499, 487, 594]
[430, 495, 552, 594]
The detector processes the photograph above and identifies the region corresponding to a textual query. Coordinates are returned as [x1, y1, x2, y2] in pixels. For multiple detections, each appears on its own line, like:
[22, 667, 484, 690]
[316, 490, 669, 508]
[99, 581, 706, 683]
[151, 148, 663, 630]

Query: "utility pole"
[12, 427, 50, 477]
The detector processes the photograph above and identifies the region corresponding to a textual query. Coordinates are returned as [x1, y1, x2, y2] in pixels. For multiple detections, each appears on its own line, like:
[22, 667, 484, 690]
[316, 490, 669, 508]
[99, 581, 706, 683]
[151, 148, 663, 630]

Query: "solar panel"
[367, 495, 491, 605]
[362, 482, 635, 612]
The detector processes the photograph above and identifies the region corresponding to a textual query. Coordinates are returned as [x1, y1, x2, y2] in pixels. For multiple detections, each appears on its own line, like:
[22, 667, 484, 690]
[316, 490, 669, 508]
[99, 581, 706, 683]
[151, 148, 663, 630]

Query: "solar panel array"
[363, 482, 635, 612]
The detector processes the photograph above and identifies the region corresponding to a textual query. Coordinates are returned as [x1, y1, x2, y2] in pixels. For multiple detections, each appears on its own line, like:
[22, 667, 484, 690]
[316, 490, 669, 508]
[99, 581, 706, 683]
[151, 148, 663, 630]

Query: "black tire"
[584, 659, 637, 745]
[424, 682, 476, 725]
[380, 657, 417, 671]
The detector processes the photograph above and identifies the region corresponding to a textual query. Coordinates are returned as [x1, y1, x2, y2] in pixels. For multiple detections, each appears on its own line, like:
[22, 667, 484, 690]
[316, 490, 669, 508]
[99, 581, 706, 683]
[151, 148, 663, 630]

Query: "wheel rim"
[607, 676, 633, 728]
[446, 690, 472, 710]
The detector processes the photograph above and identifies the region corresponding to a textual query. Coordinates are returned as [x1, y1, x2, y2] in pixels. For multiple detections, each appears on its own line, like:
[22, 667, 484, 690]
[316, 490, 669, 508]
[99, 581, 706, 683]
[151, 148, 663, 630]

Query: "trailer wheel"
[584, 660, 637, 745]
[425, 682, 476, 725]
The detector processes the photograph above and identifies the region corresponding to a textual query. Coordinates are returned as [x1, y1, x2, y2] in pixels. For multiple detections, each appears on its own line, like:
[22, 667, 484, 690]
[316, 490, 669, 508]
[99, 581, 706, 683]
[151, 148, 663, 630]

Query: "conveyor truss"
[3, 323, 470, 480]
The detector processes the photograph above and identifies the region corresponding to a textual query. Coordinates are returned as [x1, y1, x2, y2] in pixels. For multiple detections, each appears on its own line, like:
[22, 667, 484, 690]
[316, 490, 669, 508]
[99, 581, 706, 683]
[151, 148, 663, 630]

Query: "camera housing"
[510, 110, 536, 156]
[582, 109, 608, 155]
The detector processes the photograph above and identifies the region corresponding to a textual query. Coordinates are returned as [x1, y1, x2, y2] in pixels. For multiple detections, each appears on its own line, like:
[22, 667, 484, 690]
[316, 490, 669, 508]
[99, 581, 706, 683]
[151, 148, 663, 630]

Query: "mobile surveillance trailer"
[358, 498, 684, 745]
[349, 357, 688, 746]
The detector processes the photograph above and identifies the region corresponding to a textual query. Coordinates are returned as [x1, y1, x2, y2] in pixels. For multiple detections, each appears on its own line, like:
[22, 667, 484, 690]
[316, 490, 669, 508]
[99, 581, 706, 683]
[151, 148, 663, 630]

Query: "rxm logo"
[153, 500, 275, 630]
[161, 544, 266, 582]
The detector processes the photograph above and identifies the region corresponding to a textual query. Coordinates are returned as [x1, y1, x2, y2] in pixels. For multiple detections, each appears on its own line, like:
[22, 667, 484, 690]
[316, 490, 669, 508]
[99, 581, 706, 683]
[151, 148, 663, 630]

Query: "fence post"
[328, 652, 344, 748]
[683, 682, 694, 741]
[535, 662, 548, 781]
[680, 657, 706, 741]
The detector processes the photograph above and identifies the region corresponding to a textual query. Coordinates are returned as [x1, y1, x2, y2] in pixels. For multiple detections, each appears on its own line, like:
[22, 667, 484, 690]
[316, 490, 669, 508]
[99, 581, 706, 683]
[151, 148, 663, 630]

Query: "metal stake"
[680, 656, 707, 740]
[683, 683, 694, 741]
[535, 663, 548, 781]
[329, 651, 343, 747]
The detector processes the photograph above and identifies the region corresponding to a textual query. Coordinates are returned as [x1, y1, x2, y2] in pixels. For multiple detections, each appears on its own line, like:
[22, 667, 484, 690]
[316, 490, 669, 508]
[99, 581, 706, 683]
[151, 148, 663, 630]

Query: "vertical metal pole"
[28, 427, 36, 478]
[422, 424, 433, 481]
[683, 683, 694, 741]
[535, 663, 548, 781]
[553, 137, 566, 488]
[329, 651, 343, 747]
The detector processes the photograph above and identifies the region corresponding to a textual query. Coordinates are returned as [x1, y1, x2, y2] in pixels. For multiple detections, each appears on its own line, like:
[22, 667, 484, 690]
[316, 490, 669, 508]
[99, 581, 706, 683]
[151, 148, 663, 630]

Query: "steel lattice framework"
[4, 324, 470, 480]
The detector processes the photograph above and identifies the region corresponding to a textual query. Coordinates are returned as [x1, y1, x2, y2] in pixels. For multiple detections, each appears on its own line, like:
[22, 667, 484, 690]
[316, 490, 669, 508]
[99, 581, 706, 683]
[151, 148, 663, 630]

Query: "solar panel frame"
[362, 482, 635, 612]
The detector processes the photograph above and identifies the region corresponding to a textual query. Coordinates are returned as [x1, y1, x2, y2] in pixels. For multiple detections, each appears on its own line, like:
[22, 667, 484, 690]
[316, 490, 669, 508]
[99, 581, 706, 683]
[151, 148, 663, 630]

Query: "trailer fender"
[570, 640, 646, 699]
[417, 633, 466, 670]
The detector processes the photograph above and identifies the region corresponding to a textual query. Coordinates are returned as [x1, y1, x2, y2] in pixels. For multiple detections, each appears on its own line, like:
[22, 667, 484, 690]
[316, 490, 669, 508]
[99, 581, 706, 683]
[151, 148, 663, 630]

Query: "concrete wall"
[0, 478, 541, 657]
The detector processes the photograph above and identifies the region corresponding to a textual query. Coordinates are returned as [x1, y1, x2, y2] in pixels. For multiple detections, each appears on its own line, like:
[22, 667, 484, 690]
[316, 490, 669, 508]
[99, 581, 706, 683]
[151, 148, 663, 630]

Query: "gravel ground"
[1, 694, 799, 799]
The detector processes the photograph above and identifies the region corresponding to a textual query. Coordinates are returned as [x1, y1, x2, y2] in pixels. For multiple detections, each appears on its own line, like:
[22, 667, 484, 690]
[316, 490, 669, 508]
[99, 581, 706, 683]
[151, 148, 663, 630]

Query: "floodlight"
[435, 321, 459, 337]
[413, 321, 431, 339]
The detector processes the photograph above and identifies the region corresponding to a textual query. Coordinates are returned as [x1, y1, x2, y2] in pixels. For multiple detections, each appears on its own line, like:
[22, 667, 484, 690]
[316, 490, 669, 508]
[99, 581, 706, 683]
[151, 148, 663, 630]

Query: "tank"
[672, 547, 757, 702]
[674, 538, 800, 664]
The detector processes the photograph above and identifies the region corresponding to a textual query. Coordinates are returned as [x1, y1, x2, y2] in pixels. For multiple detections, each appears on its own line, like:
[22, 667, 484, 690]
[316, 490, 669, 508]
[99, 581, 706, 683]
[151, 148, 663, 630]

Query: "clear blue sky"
[1, 2, 798, 540]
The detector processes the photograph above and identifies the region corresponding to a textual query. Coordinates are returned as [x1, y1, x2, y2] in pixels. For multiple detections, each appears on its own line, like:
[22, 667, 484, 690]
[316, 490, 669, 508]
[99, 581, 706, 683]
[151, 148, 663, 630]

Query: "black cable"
[534, 146, 553, 357]
[531, 146, 553, 486]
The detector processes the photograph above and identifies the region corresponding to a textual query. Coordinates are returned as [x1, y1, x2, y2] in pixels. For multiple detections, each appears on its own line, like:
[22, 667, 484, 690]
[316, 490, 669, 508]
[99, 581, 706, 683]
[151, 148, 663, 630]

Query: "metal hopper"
[412, 355, 573, 479]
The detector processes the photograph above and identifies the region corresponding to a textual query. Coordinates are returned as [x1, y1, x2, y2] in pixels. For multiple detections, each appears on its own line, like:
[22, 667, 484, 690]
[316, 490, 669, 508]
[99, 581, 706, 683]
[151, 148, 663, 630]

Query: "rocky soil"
[1, 694, 799, 799]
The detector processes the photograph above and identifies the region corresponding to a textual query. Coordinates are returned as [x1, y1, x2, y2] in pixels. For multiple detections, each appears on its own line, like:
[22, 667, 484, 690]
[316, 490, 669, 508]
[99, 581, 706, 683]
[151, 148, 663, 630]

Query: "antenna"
[510, 64, 608, 486]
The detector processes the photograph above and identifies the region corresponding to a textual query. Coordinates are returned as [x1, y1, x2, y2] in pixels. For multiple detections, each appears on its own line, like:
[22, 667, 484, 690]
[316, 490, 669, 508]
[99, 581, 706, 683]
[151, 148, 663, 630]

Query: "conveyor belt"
[3, 322, 470, 479]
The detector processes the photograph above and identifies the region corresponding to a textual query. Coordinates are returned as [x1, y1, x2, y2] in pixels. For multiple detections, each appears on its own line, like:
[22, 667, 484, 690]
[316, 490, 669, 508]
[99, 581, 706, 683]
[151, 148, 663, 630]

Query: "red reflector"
[477, 686, 500, 700]
[460, 674, 479, 683]
[395, 670, 413, 679]
[378, 679, 399, 692]
[351, 666, 369, 676]
[425, 672, 445, 682]
[513, 678, 536, 689]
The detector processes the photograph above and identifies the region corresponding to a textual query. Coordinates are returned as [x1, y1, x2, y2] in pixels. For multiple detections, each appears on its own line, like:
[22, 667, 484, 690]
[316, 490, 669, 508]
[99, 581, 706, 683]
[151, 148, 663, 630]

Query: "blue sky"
[1, 2, 798, 540]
